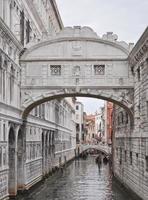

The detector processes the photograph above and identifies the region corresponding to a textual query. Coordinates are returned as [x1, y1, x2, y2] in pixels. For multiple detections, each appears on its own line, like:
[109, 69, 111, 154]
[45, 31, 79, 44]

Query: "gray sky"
[56, 0, 148, 114]
[57, 0, 148, 43]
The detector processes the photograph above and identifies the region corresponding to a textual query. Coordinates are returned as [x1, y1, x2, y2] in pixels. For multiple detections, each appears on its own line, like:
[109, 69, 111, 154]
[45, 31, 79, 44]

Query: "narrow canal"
[16, 156, 139, 200]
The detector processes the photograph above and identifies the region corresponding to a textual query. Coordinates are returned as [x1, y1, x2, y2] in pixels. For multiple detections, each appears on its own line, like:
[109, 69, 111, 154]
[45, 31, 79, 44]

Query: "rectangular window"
[26, 20, 30, 44]
[130, 151, 132, 165]
[120, 148, 122, 165]
[116, 148, 118, 158]
[3, 123, 6, 141]
[50, 65, 61, 76]
[136, 153, 139, 166]
[94, 65, 105, 75]
[124, 150, 127, 162]
[145, 156, 148, 172]
[76, 105, 79, 110]
[125, 112, 128, 124]
[20, 10, 25, 45]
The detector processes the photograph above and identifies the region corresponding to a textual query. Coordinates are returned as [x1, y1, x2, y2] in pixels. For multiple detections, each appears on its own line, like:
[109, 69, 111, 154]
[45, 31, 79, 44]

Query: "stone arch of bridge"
[81, 147, 110, 156]
[21, 89, 134, 127]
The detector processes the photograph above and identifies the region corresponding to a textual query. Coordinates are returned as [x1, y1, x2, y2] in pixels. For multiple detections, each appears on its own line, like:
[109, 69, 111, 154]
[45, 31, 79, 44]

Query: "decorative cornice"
[20, 58, 128, 62]
[0, 17, 23, 52]
[20, 36, 129, 60]
[129, 27, 148, 67]
[24, 0, 47, 34]
[50, 0, 64, 30]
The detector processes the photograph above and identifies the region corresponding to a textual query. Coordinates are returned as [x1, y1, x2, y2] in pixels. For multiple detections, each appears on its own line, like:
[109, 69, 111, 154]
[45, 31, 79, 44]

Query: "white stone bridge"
[20, 26, 134, 125]
[78, 144, 112, 156]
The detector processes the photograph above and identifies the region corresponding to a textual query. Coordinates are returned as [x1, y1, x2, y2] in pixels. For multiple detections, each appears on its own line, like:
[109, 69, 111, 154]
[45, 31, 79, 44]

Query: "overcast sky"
[56, 0, 148, 114]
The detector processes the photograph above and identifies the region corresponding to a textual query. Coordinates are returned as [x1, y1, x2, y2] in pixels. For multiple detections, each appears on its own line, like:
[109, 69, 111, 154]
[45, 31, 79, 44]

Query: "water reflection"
[16, 156, 139, 200]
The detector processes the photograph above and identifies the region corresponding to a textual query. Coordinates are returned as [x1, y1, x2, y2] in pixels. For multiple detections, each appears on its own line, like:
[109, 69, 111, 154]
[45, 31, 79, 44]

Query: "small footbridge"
[77, 144, 112, 156]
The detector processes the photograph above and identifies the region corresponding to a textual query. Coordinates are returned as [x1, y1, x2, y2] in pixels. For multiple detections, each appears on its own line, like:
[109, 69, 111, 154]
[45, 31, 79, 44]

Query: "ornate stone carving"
[94, 65, 105, 75]
[73, 66, 81, 76]
[72, 41, 82, 56]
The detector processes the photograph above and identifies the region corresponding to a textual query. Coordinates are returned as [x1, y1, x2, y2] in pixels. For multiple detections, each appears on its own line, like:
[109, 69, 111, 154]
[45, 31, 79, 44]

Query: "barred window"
[50, 65, 61, 76]
[94, 65, 105, 75]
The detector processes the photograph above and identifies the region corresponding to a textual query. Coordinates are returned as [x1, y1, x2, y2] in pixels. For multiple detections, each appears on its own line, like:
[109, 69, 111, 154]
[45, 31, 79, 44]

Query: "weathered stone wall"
[113, 27, 148, 200]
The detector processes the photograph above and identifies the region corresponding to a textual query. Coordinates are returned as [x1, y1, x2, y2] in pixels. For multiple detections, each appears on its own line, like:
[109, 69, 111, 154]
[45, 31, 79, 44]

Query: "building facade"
[113, 27, 148, 200]
[95, 107, 105, 143]
[85, 114, 96, 144]
[0, 1, 76, 199]
[104, 102, 113, 145]
[75, 101, 84, 143]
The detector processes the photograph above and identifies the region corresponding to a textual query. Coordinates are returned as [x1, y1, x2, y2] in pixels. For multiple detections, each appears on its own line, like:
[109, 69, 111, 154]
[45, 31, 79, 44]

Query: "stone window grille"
[94, 65, 105, 75]
[50, 65, 61, 76]
[146, 156, 148, 172]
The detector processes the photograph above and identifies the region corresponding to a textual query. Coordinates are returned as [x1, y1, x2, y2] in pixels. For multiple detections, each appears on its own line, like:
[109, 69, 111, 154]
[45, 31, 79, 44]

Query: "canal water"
[17, 156, 139, 200]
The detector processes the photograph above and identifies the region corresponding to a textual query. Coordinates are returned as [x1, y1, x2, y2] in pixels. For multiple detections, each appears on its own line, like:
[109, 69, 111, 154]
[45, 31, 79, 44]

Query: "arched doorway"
[17, 129, 24, 190]
[8, 127, 16, 196]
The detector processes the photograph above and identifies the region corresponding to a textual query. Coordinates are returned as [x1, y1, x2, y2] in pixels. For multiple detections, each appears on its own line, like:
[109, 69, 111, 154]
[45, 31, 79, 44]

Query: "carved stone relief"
[72, 41, 82, 56]
[73, 66, 81, 76]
